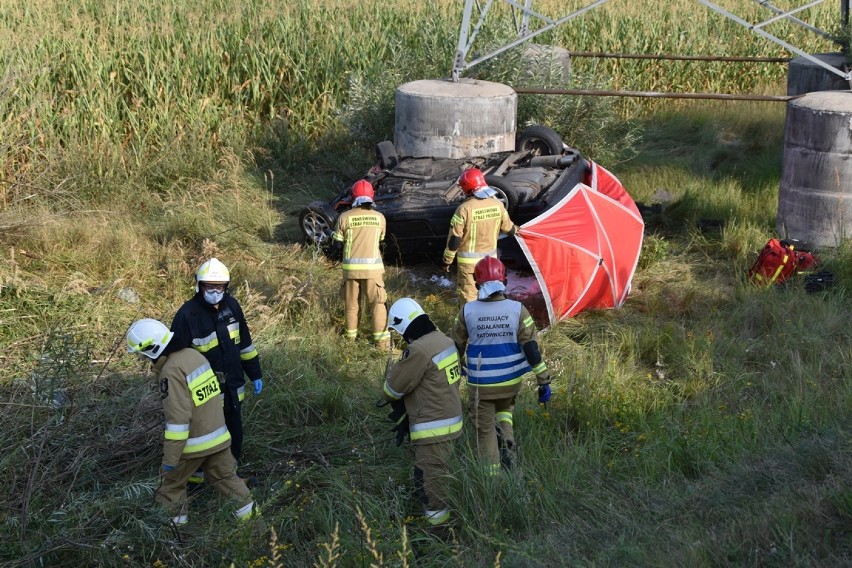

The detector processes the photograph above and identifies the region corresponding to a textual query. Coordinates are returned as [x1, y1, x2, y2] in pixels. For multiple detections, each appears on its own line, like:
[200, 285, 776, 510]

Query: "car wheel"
[375, 140, 399, 170]
[516, 125, 564, 156]
[485, 175, 518, 215]
[299, 201, 337, 245]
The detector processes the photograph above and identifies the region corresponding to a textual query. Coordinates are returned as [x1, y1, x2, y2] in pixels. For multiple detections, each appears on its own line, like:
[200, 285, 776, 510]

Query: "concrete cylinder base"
[394, 79, 517, 158]
[787, 52, 850, 96]
[778, 91, 852, 248]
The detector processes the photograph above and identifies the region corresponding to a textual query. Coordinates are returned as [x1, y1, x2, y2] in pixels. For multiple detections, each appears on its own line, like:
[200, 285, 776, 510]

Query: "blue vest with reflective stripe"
[464, 299, 530, 386]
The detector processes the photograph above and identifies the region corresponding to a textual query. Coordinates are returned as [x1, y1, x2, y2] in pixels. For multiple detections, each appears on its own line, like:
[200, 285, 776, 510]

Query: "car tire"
[516, 125, 564, 156]
[485, 175, 518, 216]
[299, 201, 337, 246]
[375, 140, 399, 170]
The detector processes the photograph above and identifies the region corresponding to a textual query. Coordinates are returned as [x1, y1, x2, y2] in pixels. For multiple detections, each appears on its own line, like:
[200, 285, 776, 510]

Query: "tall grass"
[1, 1, 850, 566]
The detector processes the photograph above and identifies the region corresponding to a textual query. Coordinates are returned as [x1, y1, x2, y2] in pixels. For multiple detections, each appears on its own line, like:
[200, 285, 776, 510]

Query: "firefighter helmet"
[195, 258, 230, 292]
[126, 318, 174, 360]
[351, 180, 374, 200]
[474, 256, 507, 285]
[457, 168, 487, 194]
[388, 298, 425, 335]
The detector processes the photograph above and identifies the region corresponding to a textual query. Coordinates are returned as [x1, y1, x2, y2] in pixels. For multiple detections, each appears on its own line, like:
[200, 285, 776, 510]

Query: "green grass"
[1, 1, 850, 566]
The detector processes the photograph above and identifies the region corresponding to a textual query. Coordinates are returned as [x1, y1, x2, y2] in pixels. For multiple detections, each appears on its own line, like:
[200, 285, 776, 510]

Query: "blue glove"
[253, 378, 263, 395]
[162, 464, 175, 472]
[537, 384, 551, 404]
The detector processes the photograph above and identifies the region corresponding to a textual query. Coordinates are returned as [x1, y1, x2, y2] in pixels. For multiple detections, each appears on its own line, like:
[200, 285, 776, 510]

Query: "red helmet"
[474, 256, 506, 285]
[458, 168, 487, 194]
[351, 180, 374, 200]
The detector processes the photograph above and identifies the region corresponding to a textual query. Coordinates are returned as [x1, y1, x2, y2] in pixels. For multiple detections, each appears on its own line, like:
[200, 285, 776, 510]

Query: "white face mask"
[203, 290, 225, 305]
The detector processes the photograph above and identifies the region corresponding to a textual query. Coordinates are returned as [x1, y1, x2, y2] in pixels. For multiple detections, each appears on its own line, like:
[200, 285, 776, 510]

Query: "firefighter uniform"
[383, 326, 463, 526]
[153, 347, 255, 524]
[170, 294, 261, 463]
[332, 204, 390, 347]
[443, 196, 515, 307]
[452, 293, 550, 474]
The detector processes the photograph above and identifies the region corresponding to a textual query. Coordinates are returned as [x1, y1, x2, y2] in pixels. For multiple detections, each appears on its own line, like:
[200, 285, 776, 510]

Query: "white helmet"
[126, 318, 174, 360]
[388, 298, 425, 335]
[195, 257, 230, 292]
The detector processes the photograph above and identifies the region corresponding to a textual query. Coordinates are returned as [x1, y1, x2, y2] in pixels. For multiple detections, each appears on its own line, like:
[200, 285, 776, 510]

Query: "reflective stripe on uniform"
[496, 411, 513, 426]
[342, 256, 383, 266]
[227, 322, 240, 342]
[425, 508, 451, 526]
[237, 385, 246, 402]
[457, 250, 497, 265]
[183, 425, 231, 454]
[372, 330, 390, 342]
[164, 423, 190, 441]
[192, 331, 218, 353]
[531, 362, 547, 374]
[239, 343, 258, 361]
[383, 381, 404, 400]
[431, 345, 458, 369]
[234, 501, 255, 520]
[410, 414, 463, 441]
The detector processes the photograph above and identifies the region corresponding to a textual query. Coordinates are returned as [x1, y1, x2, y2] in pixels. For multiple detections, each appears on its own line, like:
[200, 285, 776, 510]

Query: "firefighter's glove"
[537, 384, 552, 404]
[387, 399, 410, 446]
[252, 378, 263, 395]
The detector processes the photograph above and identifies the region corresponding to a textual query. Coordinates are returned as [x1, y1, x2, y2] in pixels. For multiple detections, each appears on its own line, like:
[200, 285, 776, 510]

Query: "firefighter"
[126, 318, 256, 525]
[382, 298, 464, 527]
[170, 258, 263, 474]
[442, 168, 517, 308]
[451, 256, 552, 474]
[331, 180, 390, 349]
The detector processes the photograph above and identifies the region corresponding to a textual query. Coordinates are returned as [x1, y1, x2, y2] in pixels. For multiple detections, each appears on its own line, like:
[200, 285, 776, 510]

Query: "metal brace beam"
[451, 0, 851, 82]
[700, 0, 851, 81]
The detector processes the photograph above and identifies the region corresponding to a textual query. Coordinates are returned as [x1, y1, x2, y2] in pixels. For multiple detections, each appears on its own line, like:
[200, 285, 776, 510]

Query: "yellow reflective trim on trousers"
[238, 385, 246, 402]
[484, 463, 501, 476]
[183, 426, 231, 454]
[425, 508, 451, 526]
[496, 411, 513, 425]
[164, 430, 190, 441]
[409, 417, 463, 441]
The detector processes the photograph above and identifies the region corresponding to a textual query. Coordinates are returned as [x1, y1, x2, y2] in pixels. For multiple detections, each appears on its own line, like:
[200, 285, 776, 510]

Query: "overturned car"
[298, 125, 589, 266]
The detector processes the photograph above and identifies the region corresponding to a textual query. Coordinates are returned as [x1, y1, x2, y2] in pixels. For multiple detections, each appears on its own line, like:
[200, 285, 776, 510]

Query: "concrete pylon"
[787, 52, 851, 96]
[778, 91, 852, 248]
[394, 79, 517, 159]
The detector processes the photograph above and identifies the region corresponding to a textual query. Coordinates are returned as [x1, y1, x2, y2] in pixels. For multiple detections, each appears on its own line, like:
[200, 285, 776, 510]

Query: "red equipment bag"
[748, 238, 819, 286]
